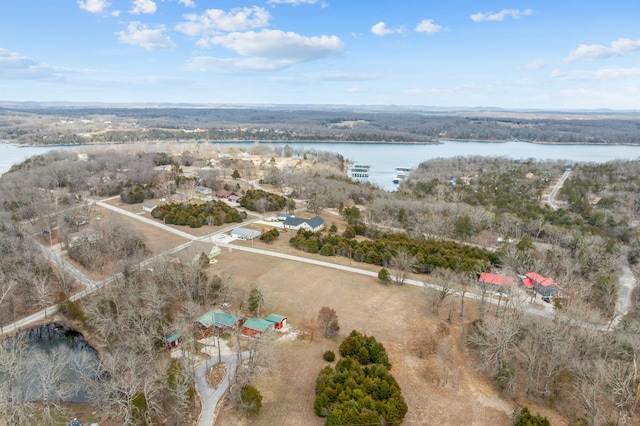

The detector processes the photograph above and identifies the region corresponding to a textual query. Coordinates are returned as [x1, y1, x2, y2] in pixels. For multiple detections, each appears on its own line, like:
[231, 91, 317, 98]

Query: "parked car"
[542, 296, 551, 303]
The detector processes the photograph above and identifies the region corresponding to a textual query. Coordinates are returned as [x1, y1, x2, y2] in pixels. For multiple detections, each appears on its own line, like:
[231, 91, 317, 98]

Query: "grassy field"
[59, 202, 567, 425]
[209, 249, 532, 426]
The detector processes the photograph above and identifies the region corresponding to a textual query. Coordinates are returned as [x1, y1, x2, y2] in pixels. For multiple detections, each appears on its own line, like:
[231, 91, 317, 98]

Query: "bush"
[322, 350, 335, 362]
[240, 385, 263, 416]
[513, 407, 550, 426]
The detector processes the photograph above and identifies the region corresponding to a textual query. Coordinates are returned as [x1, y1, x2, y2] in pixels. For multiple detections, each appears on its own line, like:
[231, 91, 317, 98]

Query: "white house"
[282, 215, 325, 232]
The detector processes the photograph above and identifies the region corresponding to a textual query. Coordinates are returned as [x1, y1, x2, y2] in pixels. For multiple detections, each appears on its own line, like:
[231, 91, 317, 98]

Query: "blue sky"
[1, 1, 640, 109]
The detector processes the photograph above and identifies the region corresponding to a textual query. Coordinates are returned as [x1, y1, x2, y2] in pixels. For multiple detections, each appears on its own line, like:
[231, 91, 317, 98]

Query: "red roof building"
[478, 272, 514, 293]
[523, 272, 564, 297]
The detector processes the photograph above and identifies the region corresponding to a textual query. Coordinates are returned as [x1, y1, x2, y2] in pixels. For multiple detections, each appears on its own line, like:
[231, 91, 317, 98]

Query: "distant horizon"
[2, 2, 640, 109]
[1, 100, 639, 115]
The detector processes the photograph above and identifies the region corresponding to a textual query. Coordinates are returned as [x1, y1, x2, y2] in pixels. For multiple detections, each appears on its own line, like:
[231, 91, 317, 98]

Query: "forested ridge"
[2, 106, 640, 145]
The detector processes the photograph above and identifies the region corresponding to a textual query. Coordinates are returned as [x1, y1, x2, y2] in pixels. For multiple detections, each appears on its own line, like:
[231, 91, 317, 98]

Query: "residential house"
[282, 215, 325, 232]
[216, 189, 234, 199]
[196, 309, 244, 337]
[522, 272, 564, 297]
[171, 241, 221, 266]
[242, 318, 274, 338]
[228, 194, 242, 203]
[195, 186, 212, 195]
[478, 272, 514, 294]
[265, 314, 287, 330]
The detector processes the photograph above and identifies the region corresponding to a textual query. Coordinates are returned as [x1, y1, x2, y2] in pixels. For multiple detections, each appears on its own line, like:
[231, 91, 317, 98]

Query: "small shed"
[231, 227, 261, 240]
[142, 202, 157, 213]
[165, 332, 182, 349]
[242, 318, 274, 338]
[265, 314, 287, 330]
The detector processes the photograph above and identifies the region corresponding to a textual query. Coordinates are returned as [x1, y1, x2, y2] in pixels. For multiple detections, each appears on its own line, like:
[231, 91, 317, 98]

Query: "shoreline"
[4, 139, 640, 148]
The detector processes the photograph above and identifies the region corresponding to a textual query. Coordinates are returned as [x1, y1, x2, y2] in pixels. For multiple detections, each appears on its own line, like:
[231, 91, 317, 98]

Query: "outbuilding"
[165, 332, 182, 350]
[265, 313, 287, 330]
[231, 227, 262, 240]
[242, 318, 274, 338]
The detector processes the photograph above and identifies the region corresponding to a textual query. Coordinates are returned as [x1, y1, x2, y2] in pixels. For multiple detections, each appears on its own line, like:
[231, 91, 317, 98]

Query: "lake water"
[214, 140, 640, 191]
[4, 140, 640, 191]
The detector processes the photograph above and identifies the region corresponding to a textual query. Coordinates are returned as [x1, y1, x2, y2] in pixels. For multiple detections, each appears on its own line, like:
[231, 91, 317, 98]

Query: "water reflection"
[3, 322, 100, 403]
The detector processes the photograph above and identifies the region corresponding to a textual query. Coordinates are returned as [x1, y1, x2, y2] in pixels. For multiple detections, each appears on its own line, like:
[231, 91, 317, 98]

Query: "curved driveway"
[195, 351, 249, 426]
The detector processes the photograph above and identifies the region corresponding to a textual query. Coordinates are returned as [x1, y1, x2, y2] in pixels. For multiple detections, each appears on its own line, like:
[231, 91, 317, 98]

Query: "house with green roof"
[242, 318, 274, 338]
[265, 313, 287, 330]
[196, 309, 244, 337]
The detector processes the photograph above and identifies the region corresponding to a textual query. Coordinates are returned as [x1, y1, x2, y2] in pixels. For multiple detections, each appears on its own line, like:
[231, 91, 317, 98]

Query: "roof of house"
[525, 272, 565, 291]
[521, 277, 534, 288]
[526, 272, 555, 287]
[172, 241, 216, 263]
[479, 272, 514, 286]
[265, 313, 286, 323]
[283, 215, 325, 228]
[166, 332, 181, 343]
[242, 318, 274, 332]
[216, 190, 234, 198]
[283, 216, 306, 227]
[306, 215, 325, 228]
[197, 309, 243, 328]
[231, 227, 262, 238]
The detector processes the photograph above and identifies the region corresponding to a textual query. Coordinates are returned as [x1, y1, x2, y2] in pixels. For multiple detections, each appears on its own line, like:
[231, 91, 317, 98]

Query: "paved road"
[548, 170, 572, 210]
[611, 256, 638, 329]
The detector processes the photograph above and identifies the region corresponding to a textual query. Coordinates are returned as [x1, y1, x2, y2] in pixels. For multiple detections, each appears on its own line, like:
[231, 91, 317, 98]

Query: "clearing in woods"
[208, 248, 566, 426]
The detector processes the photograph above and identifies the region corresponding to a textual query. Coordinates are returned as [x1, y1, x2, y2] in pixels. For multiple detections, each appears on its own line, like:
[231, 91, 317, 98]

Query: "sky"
[1, 1, 640, 109]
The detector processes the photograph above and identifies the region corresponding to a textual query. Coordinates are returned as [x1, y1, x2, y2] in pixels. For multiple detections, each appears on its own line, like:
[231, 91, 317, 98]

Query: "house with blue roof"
[283, 215, 325, 232]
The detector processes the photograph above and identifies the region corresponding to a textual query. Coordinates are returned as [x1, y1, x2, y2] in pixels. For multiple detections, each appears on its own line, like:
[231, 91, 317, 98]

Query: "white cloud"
[175, 7, 270, 37]
[371, 22, 397, 36]
[203, 30, 343, 63]
[470, 9, 532, 22]
[183, 56, 291, 74]
[304, 71, 382, 81]
[78, 0, 110, 14]
[179, 0, 195, 7]
[0, 48, 59, 80]
[520, 59, 547, 70]
[596, 67, 640, 79]
[117, 22, 176, 50]
[565, 38, 640, 63]
[130, 0, 157, 14]
[415, 19, 442, 34]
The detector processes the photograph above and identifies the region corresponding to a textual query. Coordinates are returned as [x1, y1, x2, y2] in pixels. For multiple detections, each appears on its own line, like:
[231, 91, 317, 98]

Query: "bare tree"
[317, 307, 340, 339]
[390, 248, 415, 285]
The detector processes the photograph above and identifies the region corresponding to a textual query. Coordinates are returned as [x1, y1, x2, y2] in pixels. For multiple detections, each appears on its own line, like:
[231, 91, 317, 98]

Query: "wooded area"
[0, 139, 638, 425]
[2, 106, 640, 145]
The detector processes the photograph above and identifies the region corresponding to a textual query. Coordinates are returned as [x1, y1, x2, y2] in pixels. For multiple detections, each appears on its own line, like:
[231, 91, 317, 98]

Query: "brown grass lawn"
[209, 248, 548, 426]
[64, 203, 567, 425]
